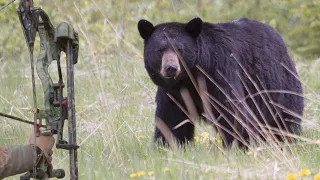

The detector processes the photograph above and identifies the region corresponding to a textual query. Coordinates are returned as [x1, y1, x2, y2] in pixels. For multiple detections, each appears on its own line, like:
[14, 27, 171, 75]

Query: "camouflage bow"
[16, 0, 80, 179]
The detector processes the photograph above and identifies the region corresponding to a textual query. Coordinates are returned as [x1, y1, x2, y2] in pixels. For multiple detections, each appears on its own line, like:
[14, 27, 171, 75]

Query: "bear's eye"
[157, 48, 165, 54]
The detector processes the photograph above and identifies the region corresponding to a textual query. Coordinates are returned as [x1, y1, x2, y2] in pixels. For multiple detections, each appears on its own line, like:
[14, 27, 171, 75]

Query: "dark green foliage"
[0, 0, 319, 59]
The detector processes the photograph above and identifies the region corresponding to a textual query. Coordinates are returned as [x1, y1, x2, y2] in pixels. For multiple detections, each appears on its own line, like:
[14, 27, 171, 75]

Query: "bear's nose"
[164, 64, 177, 77]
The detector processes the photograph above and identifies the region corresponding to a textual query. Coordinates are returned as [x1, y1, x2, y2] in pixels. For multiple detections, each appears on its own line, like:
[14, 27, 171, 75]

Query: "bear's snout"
[160, 51, 181, 79]
[164, 64, 177, 77]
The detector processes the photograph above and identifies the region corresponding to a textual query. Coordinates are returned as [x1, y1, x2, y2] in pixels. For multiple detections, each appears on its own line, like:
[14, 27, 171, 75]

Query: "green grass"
[1, 53, 320, 180]
[1, 0, 320, 180]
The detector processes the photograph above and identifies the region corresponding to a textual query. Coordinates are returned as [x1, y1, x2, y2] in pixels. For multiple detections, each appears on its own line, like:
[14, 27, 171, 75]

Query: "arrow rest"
[17, 0, 79, 179]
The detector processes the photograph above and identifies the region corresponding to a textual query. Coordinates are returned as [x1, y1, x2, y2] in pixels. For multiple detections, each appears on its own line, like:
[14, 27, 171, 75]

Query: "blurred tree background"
[0, 0, 319, 61]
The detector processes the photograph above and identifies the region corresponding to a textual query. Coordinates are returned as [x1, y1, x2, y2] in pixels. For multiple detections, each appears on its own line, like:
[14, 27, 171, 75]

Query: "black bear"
[137, 17, 304, 147]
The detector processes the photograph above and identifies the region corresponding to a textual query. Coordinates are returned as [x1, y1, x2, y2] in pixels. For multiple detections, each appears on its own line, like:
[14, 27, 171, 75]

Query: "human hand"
[29, 135, 55, 156]
[29, 135, 55, 170]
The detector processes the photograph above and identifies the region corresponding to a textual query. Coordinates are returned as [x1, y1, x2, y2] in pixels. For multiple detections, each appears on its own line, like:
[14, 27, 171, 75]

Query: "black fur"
[138, 18, 304, 147]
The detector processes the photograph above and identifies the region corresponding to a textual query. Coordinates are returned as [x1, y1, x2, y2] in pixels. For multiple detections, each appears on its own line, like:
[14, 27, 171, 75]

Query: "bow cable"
[18, 0, 38, 177]
[0, 0, 17, 11]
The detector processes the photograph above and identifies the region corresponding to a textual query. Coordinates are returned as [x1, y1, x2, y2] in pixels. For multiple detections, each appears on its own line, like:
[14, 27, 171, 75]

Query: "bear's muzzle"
[160, 50, 181, 79]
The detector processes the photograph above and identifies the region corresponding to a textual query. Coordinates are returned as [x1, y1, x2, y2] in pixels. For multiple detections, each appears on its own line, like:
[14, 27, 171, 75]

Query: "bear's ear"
[138, 19, 154, 40]
[186, 17, 203, 37]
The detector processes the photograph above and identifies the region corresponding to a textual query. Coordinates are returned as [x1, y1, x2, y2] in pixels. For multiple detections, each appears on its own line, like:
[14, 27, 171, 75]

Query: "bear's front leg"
[154, 87, 195, 145]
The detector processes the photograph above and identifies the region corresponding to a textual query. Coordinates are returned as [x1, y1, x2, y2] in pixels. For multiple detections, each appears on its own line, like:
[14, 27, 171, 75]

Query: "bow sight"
[15, 0, 80, 179]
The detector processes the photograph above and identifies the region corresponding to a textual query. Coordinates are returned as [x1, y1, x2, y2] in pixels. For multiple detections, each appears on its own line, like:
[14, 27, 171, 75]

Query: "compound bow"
[12, 0, 80, 179]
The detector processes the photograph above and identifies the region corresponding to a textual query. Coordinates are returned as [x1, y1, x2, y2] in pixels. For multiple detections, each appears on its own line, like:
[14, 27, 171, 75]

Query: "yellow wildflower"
[163, 167, 170, 172]
[148, 171, 155, 176]
[314, 173, 320, 180]
[299, 169, 311, 177]
[286, 173, 297, 180]
[137, 171, 146, 177]
[200, 132, 209, 137]
[138, 135, 145, 139]
[130, 173, 137, 178]
[194, 136, 200, 142]
[217, 138, 223, 146]
[246, 151, 254, 156]
[93, 50, 98, 56]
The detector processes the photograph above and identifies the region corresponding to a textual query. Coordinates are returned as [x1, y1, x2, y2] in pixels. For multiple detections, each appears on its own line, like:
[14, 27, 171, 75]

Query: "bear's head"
[138, 17, 203, 86]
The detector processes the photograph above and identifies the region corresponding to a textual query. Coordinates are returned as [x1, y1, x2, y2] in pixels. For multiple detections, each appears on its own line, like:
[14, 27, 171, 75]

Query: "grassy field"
[1, 0, 320, 180]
